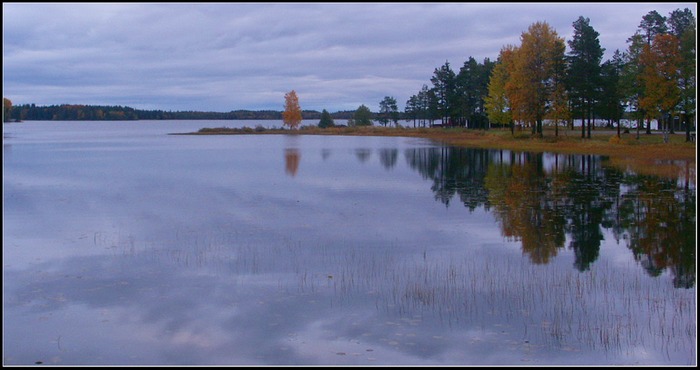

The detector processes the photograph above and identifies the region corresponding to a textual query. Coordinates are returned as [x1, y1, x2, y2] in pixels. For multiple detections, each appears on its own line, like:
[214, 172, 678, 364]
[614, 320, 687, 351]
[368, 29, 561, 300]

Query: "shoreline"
[173, 126, 697, 180]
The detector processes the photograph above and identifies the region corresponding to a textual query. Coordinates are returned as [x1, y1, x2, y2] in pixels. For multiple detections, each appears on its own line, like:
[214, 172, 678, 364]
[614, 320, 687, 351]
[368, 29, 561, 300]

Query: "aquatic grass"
[92, 228, 695, 362]
[317, 248, 695, 359]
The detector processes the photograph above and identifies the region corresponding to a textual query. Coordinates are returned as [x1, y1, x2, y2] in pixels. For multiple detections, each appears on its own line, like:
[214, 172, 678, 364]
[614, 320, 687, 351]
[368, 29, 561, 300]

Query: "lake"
[2, 120, 696, 365]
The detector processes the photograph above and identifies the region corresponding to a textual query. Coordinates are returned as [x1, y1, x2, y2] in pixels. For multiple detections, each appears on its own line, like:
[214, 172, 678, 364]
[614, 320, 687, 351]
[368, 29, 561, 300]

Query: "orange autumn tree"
[507, 22, 566, 137]
[638, 34, 682, 132]
[282, 90, 302, 129]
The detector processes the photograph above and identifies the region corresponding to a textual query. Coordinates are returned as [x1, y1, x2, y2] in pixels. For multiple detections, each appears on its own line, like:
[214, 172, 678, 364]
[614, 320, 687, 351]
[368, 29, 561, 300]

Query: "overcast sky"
[2, 2, 696, 113]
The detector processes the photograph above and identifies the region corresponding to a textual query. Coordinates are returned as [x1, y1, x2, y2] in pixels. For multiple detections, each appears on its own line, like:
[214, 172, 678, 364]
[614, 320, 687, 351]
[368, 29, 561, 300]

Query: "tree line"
[388, 8, 695, 142]
[315, 8, 695, 142]
[1, 100, 358, 122]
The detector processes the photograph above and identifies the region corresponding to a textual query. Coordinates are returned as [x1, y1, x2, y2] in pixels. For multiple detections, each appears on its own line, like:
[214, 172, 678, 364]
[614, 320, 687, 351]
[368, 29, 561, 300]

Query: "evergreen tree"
[430, 61, 456, 125]
[416, 84, 439, 127]
[549, 38, 570, 137]
[567, 16, 604, 139]
[378, 96, 399, 127]
[639, 10, 668, 45]
[405, 95, 419, 127]
[620, 33, 647, 138]
[455, 57, 480, 127]
[600, 50, 626, 137]
[667, 8, 696, 141]
[318, 109, 335, 128]
[353, 104, 373, 126]
[454, 57, 494, 129]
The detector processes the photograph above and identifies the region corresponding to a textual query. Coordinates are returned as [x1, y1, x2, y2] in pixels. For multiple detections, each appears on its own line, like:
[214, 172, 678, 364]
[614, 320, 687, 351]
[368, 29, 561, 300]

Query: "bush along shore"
[172, 125, 696, 180]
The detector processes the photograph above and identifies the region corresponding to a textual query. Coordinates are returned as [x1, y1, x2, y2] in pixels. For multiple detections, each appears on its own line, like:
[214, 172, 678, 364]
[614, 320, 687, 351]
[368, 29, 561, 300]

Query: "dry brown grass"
[183, 125, 697, 179]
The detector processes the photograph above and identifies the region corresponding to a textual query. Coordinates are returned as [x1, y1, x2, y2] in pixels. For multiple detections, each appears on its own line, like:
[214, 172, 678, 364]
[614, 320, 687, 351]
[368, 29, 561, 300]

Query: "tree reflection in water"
[284, 148, 300, 177]
[401, 146, 695, 288]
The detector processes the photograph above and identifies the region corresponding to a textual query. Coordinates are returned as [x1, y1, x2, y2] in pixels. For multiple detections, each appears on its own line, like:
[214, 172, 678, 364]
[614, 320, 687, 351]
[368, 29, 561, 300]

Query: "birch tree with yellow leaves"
[485, 45, 516, 134]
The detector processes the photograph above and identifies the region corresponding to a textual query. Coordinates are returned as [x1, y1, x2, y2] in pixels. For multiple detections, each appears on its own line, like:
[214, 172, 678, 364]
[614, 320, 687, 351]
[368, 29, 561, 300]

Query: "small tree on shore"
[353, 104, 373, 126]
[378, 96, 399, 127]
[318, 109, 335, 128]
[282, 90, 302, 129]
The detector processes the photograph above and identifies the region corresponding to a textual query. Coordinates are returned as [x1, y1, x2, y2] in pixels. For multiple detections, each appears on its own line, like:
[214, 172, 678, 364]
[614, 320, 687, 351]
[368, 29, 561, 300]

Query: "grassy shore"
[178, 125, 696, 179]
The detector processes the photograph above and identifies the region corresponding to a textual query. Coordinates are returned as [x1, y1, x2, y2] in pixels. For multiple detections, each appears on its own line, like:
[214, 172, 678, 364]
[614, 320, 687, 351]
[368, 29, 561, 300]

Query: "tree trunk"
[669, 113, 675, 134]
[586, 106, 591, 139]
[646, 117, 652, 134]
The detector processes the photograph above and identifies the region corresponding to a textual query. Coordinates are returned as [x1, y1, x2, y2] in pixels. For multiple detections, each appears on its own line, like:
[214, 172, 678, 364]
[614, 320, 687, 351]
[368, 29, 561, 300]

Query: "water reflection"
[378, 148, 398, 170]
[3, 126, 695, 365]
[417, 147, 694, 287]
[340, 146, 695, 287]
[284, 148, 300, 177]
[321, 148, 331, 161]
[404, 147, 491, 210]
[354, 148, 371, 163]
[621, 174, 696, 289]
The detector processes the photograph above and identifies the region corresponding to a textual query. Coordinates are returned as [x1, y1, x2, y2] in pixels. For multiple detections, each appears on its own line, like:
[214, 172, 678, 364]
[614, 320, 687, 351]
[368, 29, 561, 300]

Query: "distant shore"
[174, 125, 696, 179]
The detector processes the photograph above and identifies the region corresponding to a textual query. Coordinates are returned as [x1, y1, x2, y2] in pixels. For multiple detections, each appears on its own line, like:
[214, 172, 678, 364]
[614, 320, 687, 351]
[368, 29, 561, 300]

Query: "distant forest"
[5, 103, 358, 121]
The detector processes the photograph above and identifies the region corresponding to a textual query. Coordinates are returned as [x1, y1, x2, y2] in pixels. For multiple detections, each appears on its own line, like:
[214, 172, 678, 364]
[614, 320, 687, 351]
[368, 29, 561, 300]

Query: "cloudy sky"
[2, 2, 696, 113]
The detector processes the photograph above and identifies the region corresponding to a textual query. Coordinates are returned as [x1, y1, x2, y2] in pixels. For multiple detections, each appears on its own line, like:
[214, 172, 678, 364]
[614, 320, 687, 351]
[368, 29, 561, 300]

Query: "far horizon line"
[8, 102, 362, 114]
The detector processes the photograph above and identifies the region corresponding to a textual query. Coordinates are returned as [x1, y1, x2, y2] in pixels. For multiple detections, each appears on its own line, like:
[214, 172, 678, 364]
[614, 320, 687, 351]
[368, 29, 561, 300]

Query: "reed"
[320, 249, 695, 359]
[95, 228, 695, 362]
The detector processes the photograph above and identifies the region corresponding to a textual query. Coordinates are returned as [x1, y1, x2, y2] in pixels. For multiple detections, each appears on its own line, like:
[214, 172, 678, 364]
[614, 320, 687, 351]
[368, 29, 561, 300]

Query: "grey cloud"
[3, 3, 695, 112]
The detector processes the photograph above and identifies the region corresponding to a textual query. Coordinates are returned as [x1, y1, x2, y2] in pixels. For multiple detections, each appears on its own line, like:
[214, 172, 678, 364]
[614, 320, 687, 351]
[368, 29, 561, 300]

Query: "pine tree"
[667, 8, 696, 141]
[430, 61, 456, 125]
[353, 105, 373, 126]
[318, 109, 335, 128]
[378, 96, 399, 127]
[567, 16, 604, 139]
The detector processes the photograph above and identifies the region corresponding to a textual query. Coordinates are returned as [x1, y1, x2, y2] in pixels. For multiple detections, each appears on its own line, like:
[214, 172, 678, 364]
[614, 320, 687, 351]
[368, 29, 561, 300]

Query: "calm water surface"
[3, 120, 696, 365]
